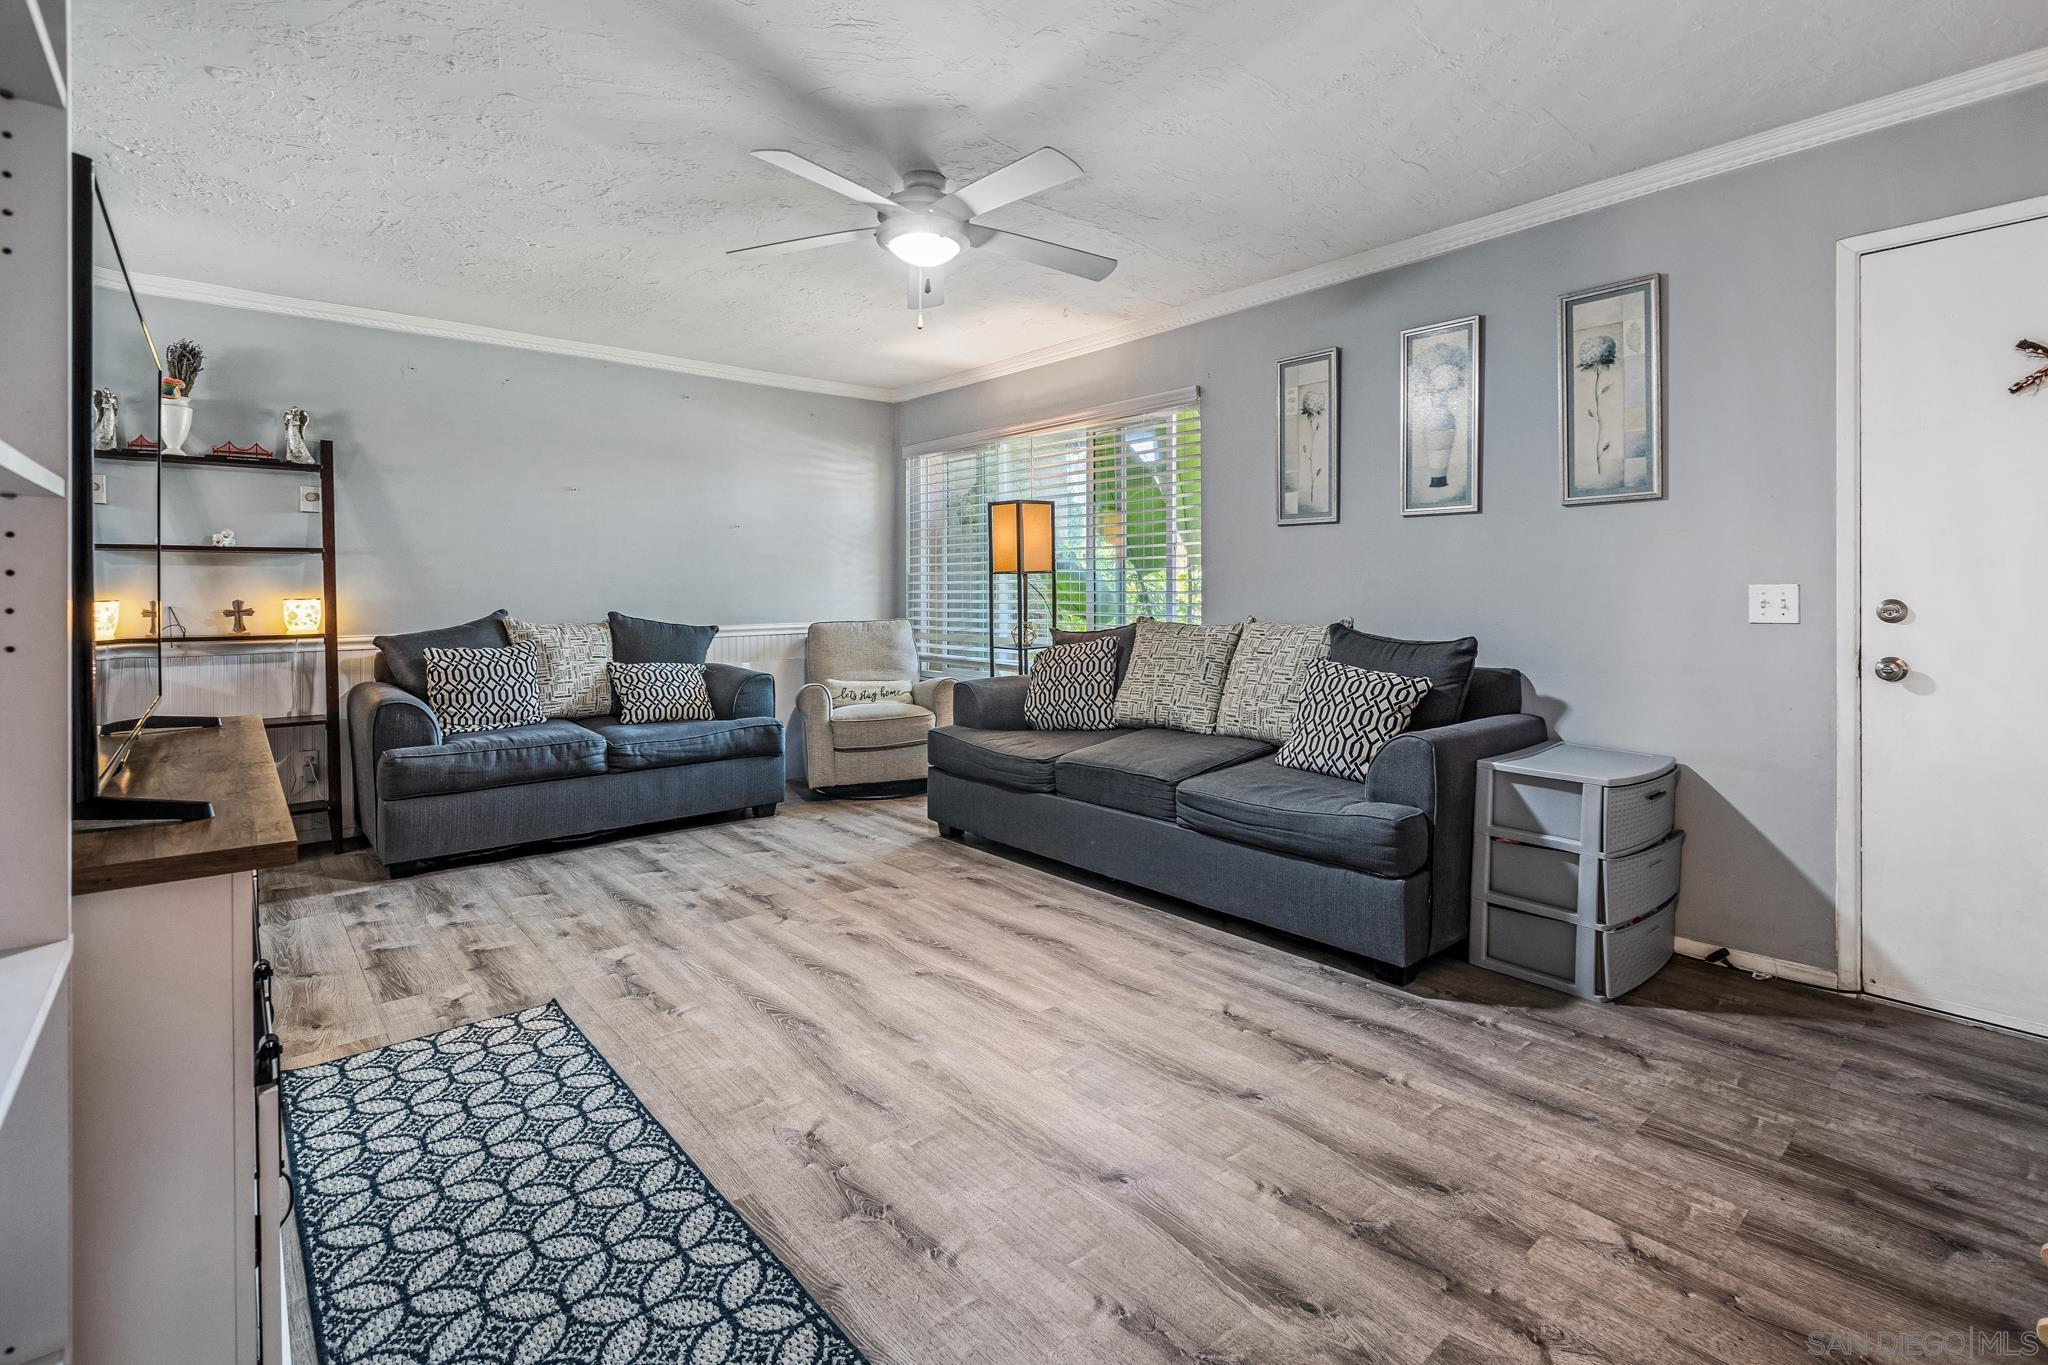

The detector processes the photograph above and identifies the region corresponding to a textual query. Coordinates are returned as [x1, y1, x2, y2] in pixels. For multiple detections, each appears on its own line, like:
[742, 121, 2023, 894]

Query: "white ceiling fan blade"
[750, 149, 898, 210]
[935, 147, 1082, 218]
[907, 264, 945, 310]
[967, 225, 1117, 281]
[726, 227, 874, 258]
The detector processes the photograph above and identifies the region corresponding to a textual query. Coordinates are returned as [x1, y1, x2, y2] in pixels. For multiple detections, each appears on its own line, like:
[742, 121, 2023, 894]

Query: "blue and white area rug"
[282, 1001, 870, 1365]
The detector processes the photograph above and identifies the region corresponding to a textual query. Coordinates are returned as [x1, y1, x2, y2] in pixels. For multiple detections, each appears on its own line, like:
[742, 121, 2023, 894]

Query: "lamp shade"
[281, 597, 323, 635]
[93, 599, 120, 641]
[989, 500, 1055, 575]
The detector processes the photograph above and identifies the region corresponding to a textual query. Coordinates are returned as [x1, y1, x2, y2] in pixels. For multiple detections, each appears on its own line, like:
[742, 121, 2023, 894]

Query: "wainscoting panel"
[99, 624, 811, 840]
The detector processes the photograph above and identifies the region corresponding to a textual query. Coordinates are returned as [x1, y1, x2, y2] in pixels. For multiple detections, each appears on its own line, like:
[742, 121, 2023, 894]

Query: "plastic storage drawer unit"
[1471, 741, 1682, 1001]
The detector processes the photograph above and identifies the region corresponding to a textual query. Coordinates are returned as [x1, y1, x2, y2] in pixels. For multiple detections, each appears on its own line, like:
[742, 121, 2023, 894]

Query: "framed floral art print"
[1278, 348, 1339, 524]
[1559, 274, 1663, 505]
[1399, 315, 1481, 515]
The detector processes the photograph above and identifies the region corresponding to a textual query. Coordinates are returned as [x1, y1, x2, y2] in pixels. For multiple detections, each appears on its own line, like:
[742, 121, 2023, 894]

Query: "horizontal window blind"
[905, 402, 1201, 676]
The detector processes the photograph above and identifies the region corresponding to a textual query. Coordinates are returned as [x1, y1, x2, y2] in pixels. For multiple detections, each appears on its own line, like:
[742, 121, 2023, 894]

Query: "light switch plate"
[299, 485, 322, 514]
[1749, 583, 1799, 624]
[92, 474, 108, 504]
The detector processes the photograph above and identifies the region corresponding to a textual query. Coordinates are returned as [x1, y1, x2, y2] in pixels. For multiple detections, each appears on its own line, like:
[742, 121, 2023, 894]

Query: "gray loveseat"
[349, 616, 784, 873]
[926, 666, 1543, 982]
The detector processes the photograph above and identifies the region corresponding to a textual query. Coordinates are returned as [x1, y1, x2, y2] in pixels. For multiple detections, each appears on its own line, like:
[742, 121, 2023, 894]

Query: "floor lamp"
[988, 499, 1054, 676]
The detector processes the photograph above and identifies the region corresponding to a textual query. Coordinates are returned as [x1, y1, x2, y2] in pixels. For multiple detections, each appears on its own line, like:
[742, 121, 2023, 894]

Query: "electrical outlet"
[92, 474, 108, 504]
[299, 485, 322, 514]
[1748, 583, 1799, 624]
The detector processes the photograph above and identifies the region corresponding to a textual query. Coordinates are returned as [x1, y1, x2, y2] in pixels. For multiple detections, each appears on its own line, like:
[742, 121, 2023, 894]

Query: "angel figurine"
[282, 408, 315, 464]
[92, 389, 121, 450]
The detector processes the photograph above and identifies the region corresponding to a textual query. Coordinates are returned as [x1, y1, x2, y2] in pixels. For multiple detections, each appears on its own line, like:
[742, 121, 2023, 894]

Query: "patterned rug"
[282, 1001, 870, 1365]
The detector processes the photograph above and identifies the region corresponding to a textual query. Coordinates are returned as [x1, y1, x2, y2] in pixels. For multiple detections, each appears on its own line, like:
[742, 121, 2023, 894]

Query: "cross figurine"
[2012, 338, 2048, 396]
[222, 599, 255, 634]
[140, 600, 160, 634]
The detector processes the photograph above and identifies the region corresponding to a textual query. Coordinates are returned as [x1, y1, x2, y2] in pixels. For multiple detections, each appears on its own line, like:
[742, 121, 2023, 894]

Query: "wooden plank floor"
[263, 794, 2048, 1365]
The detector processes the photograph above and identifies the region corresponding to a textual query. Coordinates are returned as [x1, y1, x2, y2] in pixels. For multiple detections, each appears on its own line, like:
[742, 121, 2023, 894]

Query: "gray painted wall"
[91, 293, 899, 637]
[898, 86, 2048, 972]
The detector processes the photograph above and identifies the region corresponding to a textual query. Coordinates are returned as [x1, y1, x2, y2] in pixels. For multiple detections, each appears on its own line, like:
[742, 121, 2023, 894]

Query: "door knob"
[1876, 598, 1908, 623]
[1874, 656, 1910, 682]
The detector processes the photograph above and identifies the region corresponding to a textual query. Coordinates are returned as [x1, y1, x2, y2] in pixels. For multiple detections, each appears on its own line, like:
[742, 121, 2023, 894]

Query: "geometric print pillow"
[505, 618, 615, 719]
[422, 639, 547, 736]
[1025, 635, 1120, 730]
[1213, 617, 1353, 745]
[1273, 657, 1432, 784]
[1111, 618, 1246, 734]
[609, 660, 715, 724]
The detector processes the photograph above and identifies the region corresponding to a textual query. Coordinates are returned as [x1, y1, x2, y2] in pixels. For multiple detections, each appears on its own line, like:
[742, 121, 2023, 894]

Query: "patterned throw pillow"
[1025, 636, 1121, 731]
[1213, 617, 1354, 745]
[609, 661, 714, 724]
[1112, 619, 1245, 734]
[423, 640, 546, 736]
[825, 678, 914, 707]
[1274, 657, 1432, 783]
[505, 619, 614, 719]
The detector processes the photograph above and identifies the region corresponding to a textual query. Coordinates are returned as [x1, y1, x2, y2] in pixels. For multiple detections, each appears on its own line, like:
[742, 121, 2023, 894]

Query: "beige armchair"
[794, 619, 955, 791]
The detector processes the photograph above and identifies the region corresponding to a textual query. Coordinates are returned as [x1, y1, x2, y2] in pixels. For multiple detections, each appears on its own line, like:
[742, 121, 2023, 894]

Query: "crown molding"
[93, 270, 897, 403]
[92, 47, 2048, 407]
[888, 45, 2048, 402]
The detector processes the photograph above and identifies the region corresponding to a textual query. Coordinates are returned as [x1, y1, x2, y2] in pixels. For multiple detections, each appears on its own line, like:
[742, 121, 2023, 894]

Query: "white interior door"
[1858, 211, 2048, 1035]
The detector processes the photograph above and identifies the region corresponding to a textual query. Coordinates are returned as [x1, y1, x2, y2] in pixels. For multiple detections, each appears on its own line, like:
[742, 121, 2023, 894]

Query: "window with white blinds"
[904, 397, 1201, 676]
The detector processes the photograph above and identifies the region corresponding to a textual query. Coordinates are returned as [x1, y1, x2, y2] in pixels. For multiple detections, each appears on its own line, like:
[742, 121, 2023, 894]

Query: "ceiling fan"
[729, 146, 1117, 322]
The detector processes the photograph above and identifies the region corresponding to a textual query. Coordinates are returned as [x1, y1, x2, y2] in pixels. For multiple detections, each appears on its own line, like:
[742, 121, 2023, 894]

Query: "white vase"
[160, 397, 194, 456]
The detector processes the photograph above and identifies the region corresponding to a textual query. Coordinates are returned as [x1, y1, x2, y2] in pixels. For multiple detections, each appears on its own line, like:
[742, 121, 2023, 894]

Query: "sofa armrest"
[1364, 713, 1548, 954]
[794, 681, 836, 788]
[953, 675, 1029, 730]
[913, 676, 956, 728]
[706, 663, 775, 720]
[346, 681, 443, 853]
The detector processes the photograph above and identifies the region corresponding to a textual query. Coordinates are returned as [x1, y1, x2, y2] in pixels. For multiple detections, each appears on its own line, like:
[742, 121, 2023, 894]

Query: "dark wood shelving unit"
[96, 446, 328, 475]
[93, 438, 343, 851]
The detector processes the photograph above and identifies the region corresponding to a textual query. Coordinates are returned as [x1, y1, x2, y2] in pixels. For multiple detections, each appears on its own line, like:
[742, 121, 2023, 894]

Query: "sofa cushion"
[1213, 618, 1350, 745]
[609, 661, 713, 724]
[1113, 619, 1245, 734]
[377, 720, 607, 800]
[576, 715, 782, 772]
[608, 612, 719, 666]
[373, 610, 510, 699]
[1274, 659, 1431, 784]
[1026, 636, 1121, 731]
[1325, 625, 1478, 732]
[1051, 622, 1142, 688]
[829, 701, 934, 750]
[1055, 729, 1274, 822]
[506, 618, 615, 719]
[1176, 755, 1429, 877]
[927, 725, 1126, 794]
[422, 640, 548, 736]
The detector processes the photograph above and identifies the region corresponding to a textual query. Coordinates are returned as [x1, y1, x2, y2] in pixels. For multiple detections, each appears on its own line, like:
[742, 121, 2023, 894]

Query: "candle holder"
[281, 597, 324, 636]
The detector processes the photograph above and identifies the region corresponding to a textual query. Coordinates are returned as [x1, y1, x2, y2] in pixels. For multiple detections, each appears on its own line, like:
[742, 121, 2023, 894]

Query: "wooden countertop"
[73, 716, 300, 895]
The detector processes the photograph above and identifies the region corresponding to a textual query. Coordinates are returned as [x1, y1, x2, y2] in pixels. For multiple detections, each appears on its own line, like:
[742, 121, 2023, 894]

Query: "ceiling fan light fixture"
[883, 228, 961, 268]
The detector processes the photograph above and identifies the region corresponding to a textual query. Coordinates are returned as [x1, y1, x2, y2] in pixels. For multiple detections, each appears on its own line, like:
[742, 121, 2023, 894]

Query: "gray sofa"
[926, 666, 1544, 982]
[349, 659, 784, 874]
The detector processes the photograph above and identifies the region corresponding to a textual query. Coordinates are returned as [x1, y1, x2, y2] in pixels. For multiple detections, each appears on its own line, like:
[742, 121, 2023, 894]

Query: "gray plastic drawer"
[1488, 831, 1685, 926]
[1603, 774, 1677, 855]
[1474, 897, 1676, 1001]
[1489, 770, 1584, 844]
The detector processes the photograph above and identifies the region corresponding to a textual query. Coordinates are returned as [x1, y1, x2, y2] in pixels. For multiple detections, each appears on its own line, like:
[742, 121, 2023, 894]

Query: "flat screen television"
[71, 154, 215, 824]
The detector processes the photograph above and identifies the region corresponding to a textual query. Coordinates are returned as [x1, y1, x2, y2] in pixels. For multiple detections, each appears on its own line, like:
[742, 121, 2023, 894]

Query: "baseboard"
[1674, 936, 1842, 990]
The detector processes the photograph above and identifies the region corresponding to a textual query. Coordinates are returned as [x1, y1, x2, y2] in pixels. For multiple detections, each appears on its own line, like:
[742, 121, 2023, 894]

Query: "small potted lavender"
[160, 339, 204, 455]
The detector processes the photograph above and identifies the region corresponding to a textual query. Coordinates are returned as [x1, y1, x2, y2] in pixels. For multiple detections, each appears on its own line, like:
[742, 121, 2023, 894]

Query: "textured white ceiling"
[73, 0, 2048, 392]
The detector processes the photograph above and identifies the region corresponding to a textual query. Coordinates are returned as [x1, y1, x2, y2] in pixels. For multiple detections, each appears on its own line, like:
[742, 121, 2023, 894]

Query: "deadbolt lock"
[1876, 599, 1908, 624]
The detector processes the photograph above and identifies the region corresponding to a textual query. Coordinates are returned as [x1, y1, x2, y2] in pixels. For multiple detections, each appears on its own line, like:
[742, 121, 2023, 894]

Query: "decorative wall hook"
[2012, 339, 2048, 396]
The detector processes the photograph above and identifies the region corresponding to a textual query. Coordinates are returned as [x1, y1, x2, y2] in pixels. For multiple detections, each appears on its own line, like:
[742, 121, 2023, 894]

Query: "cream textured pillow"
[1111, 619, 1245, 734]
[504, 618, 614, 719]
[826, 678, 914, 707]
[1213, 617, 1354, 745]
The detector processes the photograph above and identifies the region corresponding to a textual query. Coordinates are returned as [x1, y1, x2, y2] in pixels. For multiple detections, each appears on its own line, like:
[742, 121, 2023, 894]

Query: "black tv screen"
[71, 154, 165, 803]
